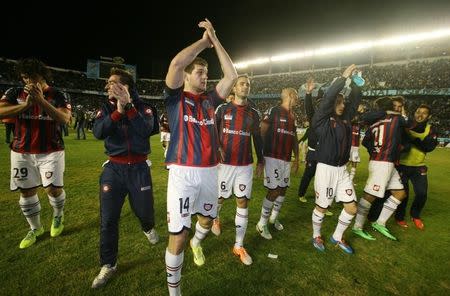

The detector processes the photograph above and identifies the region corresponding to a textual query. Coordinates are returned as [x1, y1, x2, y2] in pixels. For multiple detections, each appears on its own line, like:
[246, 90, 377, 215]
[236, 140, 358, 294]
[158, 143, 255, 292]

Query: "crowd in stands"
[1, 57, 449, 137]
[250, 59, 450, 94]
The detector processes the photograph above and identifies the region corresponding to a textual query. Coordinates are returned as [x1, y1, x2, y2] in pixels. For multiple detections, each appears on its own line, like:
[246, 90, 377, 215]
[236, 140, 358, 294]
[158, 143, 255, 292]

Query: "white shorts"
[10, 150, 65, 191]
[264, 157, 291, 189]
[167, 165, 218, 234]
[364, 160, 404, 198]
[314, 162, 356, 209]
[160, 131, 170, 142]
[218, 163, 253, 199]
[349, 146, 360, 163]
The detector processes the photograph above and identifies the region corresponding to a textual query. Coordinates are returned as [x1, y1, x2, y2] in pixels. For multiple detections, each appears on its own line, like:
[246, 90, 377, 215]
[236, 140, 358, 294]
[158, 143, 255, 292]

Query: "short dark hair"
[417, 104, 432, 115]
[16, 58, 52, 82]
[374, 96, 394, 111]
[110, 67, 135, 90]
[391, 96, 405, 105]
[185, 57, 208, 74]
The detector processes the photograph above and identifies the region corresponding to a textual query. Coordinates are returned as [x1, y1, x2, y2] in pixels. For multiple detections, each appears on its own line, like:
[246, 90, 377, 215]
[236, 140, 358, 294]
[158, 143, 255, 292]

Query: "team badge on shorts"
[315, 191, 320, 199]
[145, 108, 152, 115]
[45, 172, 53, 179]
[284, 178, 289, 184]
[266, 177, 270, 183]
[102, 184, 111, 192]
[346, 189, 353, 196]
[203, 203, 213, 211]
[373, 185, 380, 192]
[239, 184, 246, 191]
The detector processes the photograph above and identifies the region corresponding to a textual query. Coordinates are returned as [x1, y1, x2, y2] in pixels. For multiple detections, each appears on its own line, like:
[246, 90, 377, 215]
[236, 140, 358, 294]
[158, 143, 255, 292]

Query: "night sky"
[3, 0, 449, 79]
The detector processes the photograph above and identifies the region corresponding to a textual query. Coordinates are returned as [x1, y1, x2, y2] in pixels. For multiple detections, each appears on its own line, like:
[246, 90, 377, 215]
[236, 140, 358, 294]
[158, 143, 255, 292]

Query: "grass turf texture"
[0, 127, 449, 295]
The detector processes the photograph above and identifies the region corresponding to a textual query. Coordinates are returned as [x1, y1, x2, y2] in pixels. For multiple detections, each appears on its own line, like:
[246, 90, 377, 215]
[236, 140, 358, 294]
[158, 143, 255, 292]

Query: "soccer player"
[211, 74, 264, 265]
[297, 78, 332, 218]
[348, 104, 367, 182]
[159, 112, 170, 158]
[0, 58, 71, 248]
[91, 68, 159, 288]
[163, 19, 237, 296]
[352, 96, 409, 241]
[310, 64, 361, 254]
[255, 87, 300, 240]
[395, 104, 437, 229]
[366, 96, 406, 222]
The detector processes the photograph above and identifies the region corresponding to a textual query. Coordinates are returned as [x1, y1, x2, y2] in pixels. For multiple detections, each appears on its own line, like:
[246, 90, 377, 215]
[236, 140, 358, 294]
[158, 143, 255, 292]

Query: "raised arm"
[165, 22, 213, 89]
[304, 78, 315, 120]
[199, 19, 238, 98]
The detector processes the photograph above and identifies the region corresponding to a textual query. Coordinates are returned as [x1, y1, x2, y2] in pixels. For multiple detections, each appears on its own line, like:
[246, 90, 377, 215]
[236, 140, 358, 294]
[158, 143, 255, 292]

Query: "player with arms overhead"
[163, 19, 237, 296]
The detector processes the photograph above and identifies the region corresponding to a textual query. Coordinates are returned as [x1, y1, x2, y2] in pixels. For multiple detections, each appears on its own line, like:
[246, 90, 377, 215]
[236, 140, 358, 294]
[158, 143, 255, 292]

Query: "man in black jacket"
[91, 68, 159, 288]
[310, 64, 361, 254]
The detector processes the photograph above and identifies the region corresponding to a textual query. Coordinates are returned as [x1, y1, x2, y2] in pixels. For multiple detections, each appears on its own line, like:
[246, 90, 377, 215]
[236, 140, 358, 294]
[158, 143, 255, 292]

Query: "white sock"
[48, 190, 66, 217]
[312, 208, 325, 238]
[354, 198, 372, 229]
[19, 194, 41, 230]
[164, 148, 168, 158]
[377, 196, 402, 226]
[258, 198, 273, 225]
[270, 196, 285, 222]
[332, 209, 355, 241]
[235, 207, 248, 248]
[350, 167, 356, 181]
[191, 221, 210, 247]
[216, 202, 223, 219]
[165, 249, 183, 296]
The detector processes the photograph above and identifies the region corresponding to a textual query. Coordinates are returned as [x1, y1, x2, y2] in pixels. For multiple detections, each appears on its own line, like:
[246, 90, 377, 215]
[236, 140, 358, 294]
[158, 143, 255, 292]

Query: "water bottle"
[351, 71, 365, 87]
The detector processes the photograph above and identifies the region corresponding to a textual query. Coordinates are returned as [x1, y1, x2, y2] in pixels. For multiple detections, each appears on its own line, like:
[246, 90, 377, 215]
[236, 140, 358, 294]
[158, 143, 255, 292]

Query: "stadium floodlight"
[234, 27, 450, 69]
[234, 57, 270, 69]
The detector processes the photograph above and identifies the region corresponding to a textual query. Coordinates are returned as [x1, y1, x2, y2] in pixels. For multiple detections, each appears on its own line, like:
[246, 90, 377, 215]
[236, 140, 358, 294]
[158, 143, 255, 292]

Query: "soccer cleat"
[352, 228, 376, 240]
[412, 218, 424, 230]
[299, 196, 307, 203]
[256, 222, 272, 240]
[190, 239, 205, 266]
[330, 236, 354, 254]
[312, 236, 325, 252]
[269, 218, 284, 231]
[50, 215, 64, 237]
[371, 222, 397, 240]
[396, 220, 408, 228]
[233, 246, 253, 265]
[325, 210, 333, 216]
[19, 226, 44, 249]
[211, 218, 221, 236]
[91, 264, 117, 288]
[143, 228, 159, 244]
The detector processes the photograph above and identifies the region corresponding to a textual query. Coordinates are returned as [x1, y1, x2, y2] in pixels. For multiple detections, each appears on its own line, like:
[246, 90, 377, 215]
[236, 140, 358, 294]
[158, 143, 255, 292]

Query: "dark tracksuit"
[312, 77, 362, 167]
[395, 122, 437, 220]
[311, 77, 361, 208]
[93, 95, 156, 266]
[298, 93, 318, 197]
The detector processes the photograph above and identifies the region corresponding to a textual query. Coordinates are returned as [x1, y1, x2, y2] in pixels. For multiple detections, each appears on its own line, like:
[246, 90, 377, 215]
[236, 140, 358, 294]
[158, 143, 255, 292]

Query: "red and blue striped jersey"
[364, 114, 407, 162]
[215, 101, 263, 166]
[164, 86, 223, 167]
[262, 105, 297, 162]
[1, 87, 71, 154]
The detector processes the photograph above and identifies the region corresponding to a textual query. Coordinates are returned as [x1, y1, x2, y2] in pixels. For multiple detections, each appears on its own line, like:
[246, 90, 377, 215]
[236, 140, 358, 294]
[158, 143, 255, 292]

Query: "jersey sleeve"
[1, 87, 20, 104]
